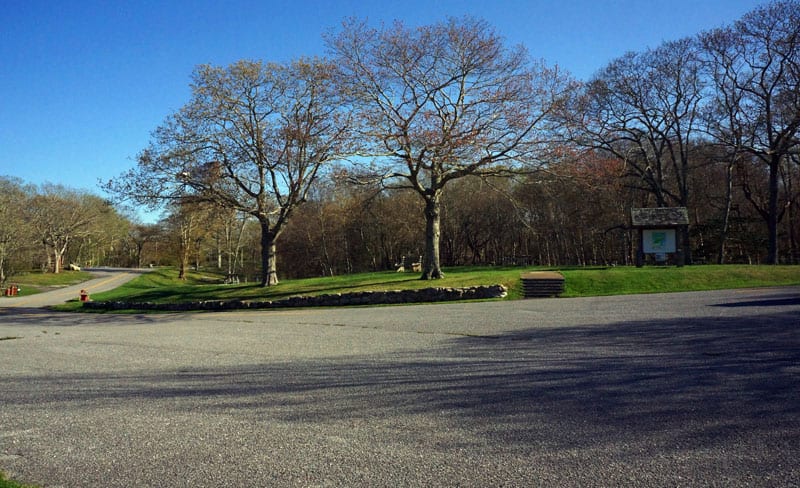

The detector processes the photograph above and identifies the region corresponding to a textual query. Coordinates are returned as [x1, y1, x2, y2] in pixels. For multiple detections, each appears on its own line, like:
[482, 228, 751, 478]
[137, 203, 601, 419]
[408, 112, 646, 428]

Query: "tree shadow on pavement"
[4, 308, 798, 453]
[0, 308, 165, 326]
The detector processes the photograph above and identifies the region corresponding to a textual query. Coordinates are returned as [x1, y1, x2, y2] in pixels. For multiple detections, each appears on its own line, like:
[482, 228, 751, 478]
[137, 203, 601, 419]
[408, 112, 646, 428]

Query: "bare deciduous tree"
[572, 38, 706, 264]
[28, 185, 113, 273]
[127, 223, 161, 268]
[107, 59, 351, 285]
[161, 201, 214, 280]
[328, 17, 571, 279]
[700, 0, 800, 264]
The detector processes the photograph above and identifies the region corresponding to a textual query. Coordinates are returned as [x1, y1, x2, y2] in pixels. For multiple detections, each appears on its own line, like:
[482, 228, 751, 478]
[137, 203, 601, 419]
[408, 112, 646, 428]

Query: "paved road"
[0, 268, 150, 309]
[1, 285, 798, 487]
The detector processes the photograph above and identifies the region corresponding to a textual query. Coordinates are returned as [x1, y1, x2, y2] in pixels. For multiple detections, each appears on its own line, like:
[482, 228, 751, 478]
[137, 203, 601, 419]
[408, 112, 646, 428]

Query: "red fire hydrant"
[79, 289, 90, 302]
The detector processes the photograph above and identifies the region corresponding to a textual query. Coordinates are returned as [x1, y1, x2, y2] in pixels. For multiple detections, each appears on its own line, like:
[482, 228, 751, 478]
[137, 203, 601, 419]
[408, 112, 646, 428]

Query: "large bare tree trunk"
[421, 193, 443, 280]
[259, 218, 279, 286]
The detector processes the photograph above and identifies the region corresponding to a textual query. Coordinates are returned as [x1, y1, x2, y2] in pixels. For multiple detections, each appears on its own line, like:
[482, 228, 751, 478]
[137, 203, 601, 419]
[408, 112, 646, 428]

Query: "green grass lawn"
[0, 471, 38, 488]
[54, 266, 528, 310]
[2, 270, 93, 297]
[51, 264, 800, 312]
[559, 265, 800, 296]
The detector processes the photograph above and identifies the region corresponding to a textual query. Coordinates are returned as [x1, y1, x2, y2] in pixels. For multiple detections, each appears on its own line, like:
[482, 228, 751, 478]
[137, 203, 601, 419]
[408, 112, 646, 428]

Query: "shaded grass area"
[52, 265, 799, 312]
[2, 270, 92, 297]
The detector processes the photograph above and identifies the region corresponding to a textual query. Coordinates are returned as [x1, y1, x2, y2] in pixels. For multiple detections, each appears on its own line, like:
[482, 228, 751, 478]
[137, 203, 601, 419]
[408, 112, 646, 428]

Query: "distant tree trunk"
[44, 248, 52, 273]
[52, 249, 63, 274]
[742, 156, 784, 265]
[52, 239, 69, 274]
[217, 236, 223, 269]
[135, 241, 145, 268]
[178, 222, 191, 280]
[717, 161, 735, 264]
[767, 157, 780, 264]
[422, 192, 443, 280]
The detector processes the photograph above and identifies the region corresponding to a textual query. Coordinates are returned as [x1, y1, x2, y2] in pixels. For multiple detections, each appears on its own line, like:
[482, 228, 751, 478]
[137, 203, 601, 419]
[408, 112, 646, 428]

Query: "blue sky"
[1, 0, 763, 209]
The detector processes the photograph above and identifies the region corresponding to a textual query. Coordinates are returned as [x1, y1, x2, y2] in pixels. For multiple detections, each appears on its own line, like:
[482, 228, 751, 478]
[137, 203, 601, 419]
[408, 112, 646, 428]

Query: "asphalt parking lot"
[1, 285, 798, 487]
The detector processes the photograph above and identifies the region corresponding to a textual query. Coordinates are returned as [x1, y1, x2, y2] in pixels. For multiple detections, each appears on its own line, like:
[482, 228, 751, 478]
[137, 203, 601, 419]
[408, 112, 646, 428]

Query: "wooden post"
[636, 228, 644, 267]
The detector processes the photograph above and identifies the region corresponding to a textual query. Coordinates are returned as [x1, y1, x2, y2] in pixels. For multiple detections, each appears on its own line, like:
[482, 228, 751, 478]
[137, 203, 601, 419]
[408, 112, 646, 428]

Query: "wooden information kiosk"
[631, 207, 689, 267]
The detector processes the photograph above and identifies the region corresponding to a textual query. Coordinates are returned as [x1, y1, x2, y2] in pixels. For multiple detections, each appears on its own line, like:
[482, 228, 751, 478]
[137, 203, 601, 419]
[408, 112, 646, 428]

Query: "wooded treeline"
[3, 1, 798, 286]
[0, 178, 133, 283]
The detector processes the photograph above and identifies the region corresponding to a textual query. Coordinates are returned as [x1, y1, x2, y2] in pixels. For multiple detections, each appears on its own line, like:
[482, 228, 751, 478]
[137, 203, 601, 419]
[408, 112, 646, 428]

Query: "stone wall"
[82, 284, 508, 311]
